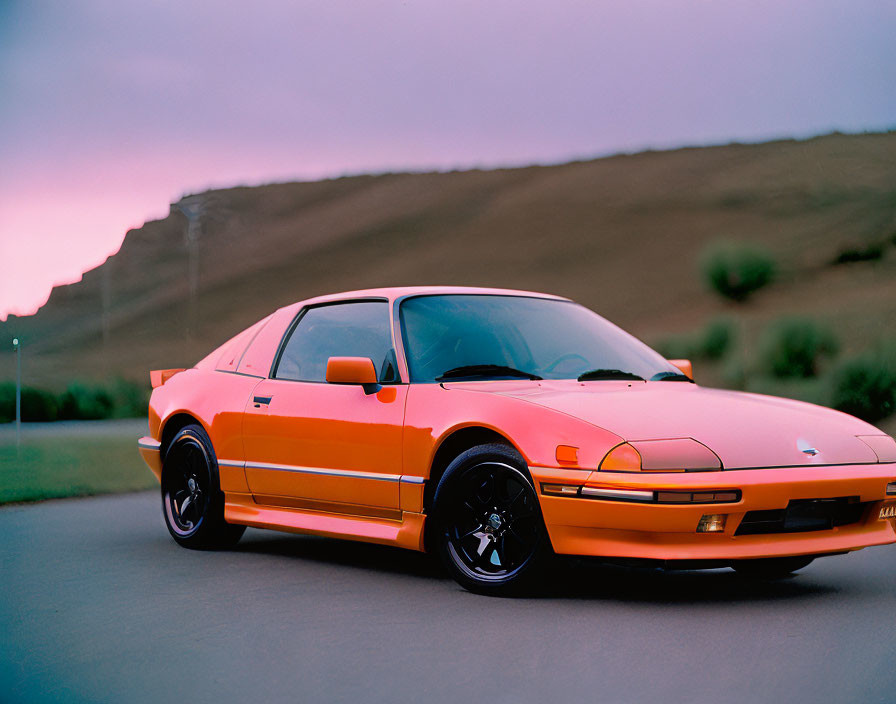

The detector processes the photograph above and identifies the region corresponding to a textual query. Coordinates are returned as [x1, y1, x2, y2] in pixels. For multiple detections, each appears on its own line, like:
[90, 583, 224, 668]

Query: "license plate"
[880, 504, 896, 520]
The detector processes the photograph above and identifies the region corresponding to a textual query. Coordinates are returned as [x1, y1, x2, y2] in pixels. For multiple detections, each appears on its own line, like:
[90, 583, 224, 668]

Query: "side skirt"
[224, 492, 426, 551]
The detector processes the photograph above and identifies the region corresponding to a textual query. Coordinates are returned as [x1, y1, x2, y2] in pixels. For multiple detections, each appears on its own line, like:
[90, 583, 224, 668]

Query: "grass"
[0, 425, 156, 504]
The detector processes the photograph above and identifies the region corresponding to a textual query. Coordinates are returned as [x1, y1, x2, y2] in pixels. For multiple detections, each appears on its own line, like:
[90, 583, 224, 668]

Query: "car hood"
[446, 380, 884, 469]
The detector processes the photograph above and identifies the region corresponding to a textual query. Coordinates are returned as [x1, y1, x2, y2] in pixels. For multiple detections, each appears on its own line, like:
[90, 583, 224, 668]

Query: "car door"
[242, 299, 407, 512]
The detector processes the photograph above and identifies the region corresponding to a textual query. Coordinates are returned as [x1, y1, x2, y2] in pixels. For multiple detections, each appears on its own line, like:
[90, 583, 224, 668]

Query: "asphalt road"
[1, 492, 895, 704]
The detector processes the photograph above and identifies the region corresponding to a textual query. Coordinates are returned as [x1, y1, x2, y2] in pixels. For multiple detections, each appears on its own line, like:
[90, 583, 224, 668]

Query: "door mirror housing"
[326, 357, 380, 393]
[668, 359, 693, 381]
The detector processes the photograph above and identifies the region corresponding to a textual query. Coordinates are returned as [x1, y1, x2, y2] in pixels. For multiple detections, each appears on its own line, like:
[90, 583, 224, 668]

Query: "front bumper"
[138, 437, 162, 482]
[530, 463, 896, 561]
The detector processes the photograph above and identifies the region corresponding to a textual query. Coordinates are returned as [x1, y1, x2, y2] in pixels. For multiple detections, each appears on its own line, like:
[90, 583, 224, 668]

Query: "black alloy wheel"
[161, 424, 245, 549]
[164, 433, 210, 536]
[434, 443, 550, 595]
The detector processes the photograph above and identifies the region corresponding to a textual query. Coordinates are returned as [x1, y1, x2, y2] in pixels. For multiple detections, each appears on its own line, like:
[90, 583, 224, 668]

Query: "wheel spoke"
[179, 494, 193, 520]
[460, 500, 481, 519]
[477, 470, 496, 504]
[508, 484, 527, 509]
[458, 525, 484, 541]
[190, 493, 203, 522]
[504, 525, 527, 549]
[475, 534, 491, 559]
[473, 540, 495, 568]
[509, 511, 535, 525]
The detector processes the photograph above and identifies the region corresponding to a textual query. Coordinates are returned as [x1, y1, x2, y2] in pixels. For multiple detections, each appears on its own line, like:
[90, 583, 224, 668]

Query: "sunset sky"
[1, 0, 894, 320]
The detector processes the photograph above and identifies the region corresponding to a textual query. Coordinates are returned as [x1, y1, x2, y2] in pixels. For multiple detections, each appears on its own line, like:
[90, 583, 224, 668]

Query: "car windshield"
[399, 294, 683, 382]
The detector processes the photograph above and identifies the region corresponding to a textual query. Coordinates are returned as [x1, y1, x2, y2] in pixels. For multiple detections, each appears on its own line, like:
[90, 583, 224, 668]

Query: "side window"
[274, 301, 398, 383]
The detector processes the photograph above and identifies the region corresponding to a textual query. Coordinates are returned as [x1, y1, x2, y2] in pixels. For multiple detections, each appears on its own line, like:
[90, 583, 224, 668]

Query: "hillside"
[2, 132, 896, 411]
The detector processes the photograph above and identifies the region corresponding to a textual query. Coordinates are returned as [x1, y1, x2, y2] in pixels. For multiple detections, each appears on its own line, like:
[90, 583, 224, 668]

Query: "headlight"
[599, 438, 722, 472]
[857, 435, 896, 463]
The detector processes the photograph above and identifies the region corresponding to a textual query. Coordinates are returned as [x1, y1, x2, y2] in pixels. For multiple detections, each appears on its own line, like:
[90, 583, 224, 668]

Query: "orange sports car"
[138, 286, 896, 594]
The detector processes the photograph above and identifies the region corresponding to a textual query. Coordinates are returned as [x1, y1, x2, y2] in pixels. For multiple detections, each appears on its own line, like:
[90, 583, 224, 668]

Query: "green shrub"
[828, 353, 896, 423]
[758, 317, 838, 378]
[21, 387, 60, 421]
[0, 378, 149, 423]
[107, 377, 150, 418]
[654, 335, 698, 361]
[0, 382, 13, 423]
[0, 383, 60, 422]
[58, 382, 115, 420]
[700, 241, 776, 302]
[656, 317, 734, 361]
[700, 318, 734, 360]
[832, 242, 885, 265]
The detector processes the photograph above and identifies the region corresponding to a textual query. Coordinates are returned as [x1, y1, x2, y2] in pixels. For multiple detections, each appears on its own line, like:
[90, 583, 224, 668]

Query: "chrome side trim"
[137, 438, 161, 451]
[243, 460, 401, 483]
[218, 459, 419, 484]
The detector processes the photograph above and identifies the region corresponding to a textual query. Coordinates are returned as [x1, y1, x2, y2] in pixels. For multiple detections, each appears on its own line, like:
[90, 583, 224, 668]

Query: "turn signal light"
[887, 482, 896, 496]
[696, 514, 727, 533]
[542, 484, 581, 497]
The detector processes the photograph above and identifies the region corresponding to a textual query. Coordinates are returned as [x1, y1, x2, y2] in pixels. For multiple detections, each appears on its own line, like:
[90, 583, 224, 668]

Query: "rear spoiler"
[150, 368, 186, 389]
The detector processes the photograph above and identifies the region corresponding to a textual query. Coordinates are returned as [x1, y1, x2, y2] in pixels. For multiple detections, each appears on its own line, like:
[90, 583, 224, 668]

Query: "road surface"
[1, 491, 894, 703]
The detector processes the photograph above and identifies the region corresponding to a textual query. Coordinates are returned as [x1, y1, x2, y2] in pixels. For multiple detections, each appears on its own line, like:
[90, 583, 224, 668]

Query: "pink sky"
[2, 0, 894, 320]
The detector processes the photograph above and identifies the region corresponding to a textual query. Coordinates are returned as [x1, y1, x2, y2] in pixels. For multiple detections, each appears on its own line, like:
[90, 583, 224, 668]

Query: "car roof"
[280, 286, 570, 311]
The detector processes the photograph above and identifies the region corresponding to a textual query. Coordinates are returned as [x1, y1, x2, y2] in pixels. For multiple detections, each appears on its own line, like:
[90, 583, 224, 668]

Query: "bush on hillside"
[58, 382, 114, 420]
[700, 241, 776, 302]
[0, 382, 60, 422]
[758, 317, 838, 378]
[832, 242, 885, 265]
[0, 382, 12, 423]
[829, 353, 896, 423]
[656, 317, 734, 361]
[107, 377, 150, 418]
[0, 378, 149, 423]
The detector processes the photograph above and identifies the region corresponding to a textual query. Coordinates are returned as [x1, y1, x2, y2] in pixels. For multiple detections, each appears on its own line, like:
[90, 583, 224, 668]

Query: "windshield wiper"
[650, 371, 693, 382]
[436, 364, 542, 382]
[577, 368, 645, 382]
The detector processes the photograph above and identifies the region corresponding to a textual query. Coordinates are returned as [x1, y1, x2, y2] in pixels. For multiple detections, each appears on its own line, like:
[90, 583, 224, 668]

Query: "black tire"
[731, 556, 814, 579]
[432, 443, 551, 596]
[161, 424, 245, 550]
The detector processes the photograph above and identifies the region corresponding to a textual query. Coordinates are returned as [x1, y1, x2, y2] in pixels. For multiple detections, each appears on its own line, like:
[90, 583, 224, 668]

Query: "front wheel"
[433, 443, 551, 596]
[161, 424, 245, 550]
[731, 556, 814, 579]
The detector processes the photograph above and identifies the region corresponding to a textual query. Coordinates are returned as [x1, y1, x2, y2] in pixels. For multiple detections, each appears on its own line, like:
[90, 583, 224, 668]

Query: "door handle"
[253, 395, 273, 408]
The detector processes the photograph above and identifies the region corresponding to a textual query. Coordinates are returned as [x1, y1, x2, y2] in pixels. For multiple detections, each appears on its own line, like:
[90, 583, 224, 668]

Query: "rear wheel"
[731, 556, 814, 579]
[433, 443, 551, 596]
[161, 424, 245, 549]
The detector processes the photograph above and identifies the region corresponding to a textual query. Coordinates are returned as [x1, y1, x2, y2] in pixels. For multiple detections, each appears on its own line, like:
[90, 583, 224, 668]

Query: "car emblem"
[797, 439, 820, 456]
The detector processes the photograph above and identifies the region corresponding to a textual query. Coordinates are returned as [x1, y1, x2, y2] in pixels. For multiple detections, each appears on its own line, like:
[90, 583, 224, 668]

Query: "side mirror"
[668, 359, 693, 381]
[326, 357, 380, 394]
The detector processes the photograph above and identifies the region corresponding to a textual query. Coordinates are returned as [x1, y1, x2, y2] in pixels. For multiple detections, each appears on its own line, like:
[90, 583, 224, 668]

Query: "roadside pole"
[13, 337, 21, 452]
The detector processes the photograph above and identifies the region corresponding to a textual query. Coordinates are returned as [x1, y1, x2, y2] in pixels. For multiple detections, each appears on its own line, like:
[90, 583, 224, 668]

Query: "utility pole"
[13, 337, 21, 451]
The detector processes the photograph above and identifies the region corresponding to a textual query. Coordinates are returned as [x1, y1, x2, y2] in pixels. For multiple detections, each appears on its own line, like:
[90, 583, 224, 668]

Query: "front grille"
[735, 497, 867, 536]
